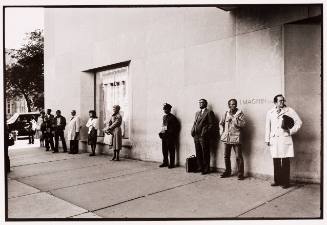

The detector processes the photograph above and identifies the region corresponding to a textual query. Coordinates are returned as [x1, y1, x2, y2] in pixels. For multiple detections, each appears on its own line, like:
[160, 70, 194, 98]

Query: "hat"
[163, 103, 172, 110]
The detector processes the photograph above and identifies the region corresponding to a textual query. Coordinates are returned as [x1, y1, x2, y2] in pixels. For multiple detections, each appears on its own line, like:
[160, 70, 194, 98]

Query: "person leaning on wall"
[219, 99, 246, 180]
[103, 105, 123, 161]
[158, 103, 180, 169]
[265, 94, 302, 189]
[86, 110, 99, 156]
[191, 98, 215, 175]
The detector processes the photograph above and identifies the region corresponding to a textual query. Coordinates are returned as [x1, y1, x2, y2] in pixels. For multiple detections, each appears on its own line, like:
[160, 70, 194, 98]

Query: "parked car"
[7, 112, 40, 138]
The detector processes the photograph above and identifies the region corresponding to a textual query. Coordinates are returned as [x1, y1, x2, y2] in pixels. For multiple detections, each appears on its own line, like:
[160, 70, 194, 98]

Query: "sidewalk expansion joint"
[91, 178, 206, 213]
[235, 184, 303, 217]
[47, 168, 157, 192]
[11, 157, 85, 168]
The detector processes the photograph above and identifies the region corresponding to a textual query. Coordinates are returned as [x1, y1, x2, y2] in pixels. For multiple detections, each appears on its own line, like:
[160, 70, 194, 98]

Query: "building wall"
[44, 5, 321, 182]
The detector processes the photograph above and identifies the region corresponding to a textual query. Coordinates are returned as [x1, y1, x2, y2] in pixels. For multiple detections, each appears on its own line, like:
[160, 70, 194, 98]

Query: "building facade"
[44, 5, 322, 183]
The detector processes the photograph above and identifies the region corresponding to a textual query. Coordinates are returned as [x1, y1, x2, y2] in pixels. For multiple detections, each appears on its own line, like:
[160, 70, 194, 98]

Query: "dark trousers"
[45, 132, 55, 150]
[28, 130, 35, 144]
[54, 130, 67, 152]
[70, 140, 79, 154]
[194, 136, 210, 173]
[223, 144, 244, 176]
[162, 137, 175, 166]
[273, 158, 290, 185]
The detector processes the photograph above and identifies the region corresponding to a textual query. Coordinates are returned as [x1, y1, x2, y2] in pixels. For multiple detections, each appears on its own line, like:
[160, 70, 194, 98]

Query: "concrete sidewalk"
[7, 143, 321, 219]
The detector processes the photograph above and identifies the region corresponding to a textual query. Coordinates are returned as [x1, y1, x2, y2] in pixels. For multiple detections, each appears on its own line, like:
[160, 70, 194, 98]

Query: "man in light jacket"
[265, 94, 302, 189]
[219, 99, 246, 180]
[67, 110, 81, 154]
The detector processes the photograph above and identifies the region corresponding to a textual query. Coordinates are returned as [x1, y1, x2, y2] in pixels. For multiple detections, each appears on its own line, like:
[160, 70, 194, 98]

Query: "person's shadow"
[209, 112, 220, 172]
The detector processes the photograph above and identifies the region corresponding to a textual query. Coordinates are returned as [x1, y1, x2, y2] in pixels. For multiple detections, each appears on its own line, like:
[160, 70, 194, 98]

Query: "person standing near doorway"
[265, 94, 302, 189]
[67, 110, 81, 154]
[219, 99, 246, 180]
[103, 105, 123, 161]
[86, 110, 99, 156]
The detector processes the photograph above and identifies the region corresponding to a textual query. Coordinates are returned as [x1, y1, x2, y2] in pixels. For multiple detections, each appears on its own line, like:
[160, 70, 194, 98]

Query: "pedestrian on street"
[191, 98, 215, 175]
[265, 94, 302, 189]
[158, 103, 179, 168]
[25, 117, 36, 144]
[67, 110, 81, 154]
[219, 99, 246, 180]
[44, 109, 55, 151]
[54, 110, 68, 153]
[86, 110, 99, 156]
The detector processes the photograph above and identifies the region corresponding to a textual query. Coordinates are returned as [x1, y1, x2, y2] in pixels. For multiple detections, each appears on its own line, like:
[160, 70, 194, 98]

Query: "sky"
[5, 7, 44, 50]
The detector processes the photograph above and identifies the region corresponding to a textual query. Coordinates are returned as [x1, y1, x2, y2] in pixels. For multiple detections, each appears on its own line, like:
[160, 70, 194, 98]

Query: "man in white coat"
[265, 94, 302, 188]
[67, 110, 81, 154]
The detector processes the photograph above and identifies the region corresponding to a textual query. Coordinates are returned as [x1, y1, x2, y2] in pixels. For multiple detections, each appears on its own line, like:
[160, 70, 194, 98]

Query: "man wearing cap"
[191, 99, 215, 174]
[159, 103, 180, 168]
[67, 110, 81, 154]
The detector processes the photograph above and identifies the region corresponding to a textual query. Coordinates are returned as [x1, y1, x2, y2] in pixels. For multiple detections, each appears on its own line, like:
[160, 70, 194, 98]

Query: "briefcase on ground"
[186, 155, 198, 173]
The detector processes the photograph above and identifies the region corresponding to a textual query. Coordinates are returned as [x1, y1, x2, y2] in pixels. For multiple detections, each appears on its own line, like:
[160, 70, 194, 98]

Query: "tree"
[5, 29, 44, 112]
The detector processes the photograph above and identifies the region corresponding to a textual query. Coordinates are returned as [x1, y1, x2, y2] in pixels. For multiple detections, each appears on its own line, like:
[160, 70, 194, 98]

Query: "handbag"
[186, 155, 198, 172]
[281, 115, 294, 130]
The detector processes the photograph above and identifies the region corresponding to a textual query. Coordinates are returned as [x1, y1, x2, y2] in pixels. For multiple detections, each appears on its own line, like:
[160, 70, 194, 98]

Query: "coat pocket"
[229, 134, 240, 143]
[220, 132, 228, 142]
[281, 136, 293, 145]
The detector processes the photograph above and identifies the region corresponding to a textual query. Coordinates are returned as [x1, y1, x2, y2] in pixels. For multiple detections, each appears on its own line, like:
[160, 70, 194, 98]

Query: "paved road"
[7, 141, 321, 219]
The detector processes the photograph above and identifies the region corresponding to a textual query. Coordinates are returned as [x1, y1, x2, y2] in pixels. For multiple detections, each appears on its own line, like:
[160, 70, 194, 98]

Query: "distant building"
[5, 49, 29, 119]
[44, 5, 322, 183]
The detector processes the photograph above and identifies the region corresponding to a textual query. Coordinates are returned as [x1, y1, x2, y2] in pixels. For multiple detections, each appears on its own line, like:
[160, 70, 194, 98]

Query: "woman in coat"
[265, 94, 302, 188]
[86, 110, 99, 156]
[103, 105, 122, 161]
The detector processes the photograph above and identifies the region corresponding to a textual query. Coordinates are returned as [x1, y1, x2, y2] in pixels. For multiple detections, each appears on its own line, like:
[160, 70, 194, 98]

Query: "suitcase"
[186, 155, 198, 172]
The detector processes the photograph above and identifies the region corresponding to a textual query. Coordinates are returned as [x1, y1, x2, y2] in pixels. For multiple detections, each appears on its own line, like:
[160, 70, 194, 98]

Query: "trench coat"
[104, 113, 122, 151]
[67, 115, 81, 141]
[265, 106, 302, 158]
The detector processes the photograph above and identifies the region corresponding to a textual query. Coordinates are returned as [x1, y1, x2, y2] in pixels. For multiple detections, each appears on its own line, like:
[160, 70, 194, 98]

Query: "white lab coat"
[265, 106, 302, 158]
[67, 115, 81, 141]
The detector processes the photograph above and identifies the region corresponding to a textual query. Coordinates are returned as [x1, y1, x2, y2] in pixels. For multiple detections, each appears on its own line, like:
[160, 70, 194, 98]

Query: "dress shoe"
[238, 175, 244, 180]
[168, 165, 174, 169]
[201, 171, 209, 175]
[52, 151, 58, 153]
[68, 152, 73, 154]
[282, 184, 290, 189]
[220, 173, 231, 178]
[270, 183, 279, 186]
[89, 153, 95, 156]
[159, 164, 168, 167]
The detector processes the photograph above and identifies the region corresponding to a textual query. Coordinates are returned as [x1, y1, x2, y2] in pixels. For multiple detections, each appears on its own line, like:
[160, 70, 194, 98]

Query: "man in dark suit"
[191, 99, 215, 174]
[44, 109, 55, 151]
[159, 103, 180, 169]
[54, 110, 67, 153]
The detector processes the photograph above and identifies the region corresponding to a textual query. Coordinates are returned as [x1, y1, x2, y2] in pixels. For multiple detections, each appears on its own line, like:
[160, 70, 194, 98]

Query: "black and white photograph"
[2, 0, 323, 222]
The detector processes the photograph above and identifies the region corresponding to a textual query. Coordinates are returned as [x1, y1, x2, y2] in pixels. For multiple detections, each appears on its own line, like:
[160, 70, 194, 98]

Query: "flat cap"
[163, 103, 172, 110]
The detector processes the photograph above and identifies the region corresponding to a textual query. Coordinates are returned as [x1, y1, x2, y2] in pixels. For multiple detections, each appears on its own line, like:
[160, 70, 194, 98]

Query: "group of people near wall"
[35, 109, 80, 154]
[33, 94, 301, 189]
[158, 94, 302, 189]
